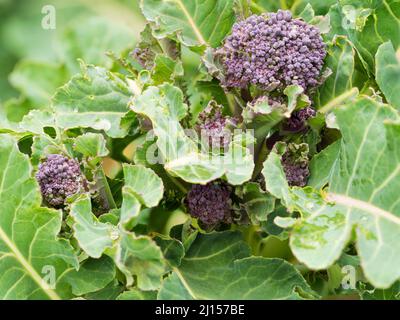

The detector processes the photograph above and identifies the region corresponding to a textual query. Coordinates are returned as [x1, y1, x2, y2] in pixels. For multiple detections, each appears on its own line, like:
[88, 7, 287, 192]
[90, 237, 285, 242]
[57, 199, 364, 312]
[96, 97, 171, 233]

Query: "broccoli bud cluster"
[281, 143, 310, 187]
[185, 182, 233, 227]
[284, 106, 316, 132]
[219, 10, 326, 92]
[197, 102, 237, 149]
[36, 154, 86, 207]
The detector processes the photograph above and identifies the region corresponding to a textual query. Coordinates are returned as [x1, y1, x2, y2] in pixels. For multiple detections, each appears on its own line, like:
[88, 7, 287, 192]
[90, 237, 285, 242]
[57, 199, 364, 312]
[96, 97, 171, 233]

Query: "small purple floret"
[36, 154, 85, 207]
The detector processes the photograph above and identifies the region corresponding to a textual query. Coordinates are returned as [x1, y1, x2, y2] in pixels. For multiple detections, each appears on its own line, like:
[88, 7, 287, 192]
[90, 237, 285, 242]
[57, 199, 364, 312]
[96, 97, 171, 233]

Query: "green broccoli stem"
[168, 175, 188, 194]
[95, 166, 117, 211]
[252, 138, 269, 180]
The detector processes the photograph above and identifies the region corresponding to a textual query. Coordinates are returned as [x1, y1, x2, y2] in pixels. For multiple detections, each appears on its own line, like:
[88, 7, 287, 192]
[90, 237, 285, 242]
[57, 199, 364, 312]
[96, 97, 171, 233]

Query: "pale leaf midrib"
[172, 267, 198, 299]
[327, 193, 400, 225]
[172, 0, 207, 45]
[0, 226, 61, 300]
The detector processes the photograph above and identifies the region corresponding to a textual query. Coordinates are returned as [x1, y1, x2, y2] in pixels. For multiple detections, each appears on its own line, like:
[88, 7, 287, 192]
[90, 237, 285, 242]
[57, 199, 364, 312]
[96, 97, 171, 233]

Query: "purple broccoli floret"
[284, 106, 316, 132]
[218, 10, 326, 92]
[281, 143, 310, 187]
[36, 154, 86, 207]
[186, 182, 233, 227]
[197, 102, 237, 149]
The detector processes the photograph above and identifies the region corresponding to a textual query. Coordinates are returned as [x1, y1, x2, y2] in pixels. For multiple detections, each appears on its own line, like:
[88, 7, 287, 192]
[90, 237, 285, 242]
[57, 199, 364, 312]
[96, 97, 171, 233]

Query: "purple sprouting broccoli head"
[281, 143, 310, 187]
[186, 181, 233, 228]
[218, 10, 326, 92]
[197, 101, 237, 149]
[36, 154, 86, 207]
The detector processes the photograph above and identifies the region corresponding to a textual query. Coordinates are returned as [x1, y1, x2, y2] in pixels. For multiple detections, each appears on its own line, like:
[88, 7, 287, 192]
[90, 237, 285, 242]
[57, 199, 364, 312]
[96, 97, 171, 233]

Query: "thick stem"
[169, 176, 189, 194]
[252, 139, 269, 180]
[240, 88, 253, 103]
[95, 166, 117, 211]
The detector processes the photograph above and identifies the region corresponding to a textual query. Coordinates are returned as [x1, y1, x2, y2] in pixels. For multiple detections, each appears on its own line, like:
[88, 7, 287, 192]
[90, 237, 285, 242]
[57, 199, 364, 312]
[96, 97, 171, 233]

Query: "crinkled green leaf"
[238, 182, 275, 223]
[19, 110, 56, 135]
[117, 288, 157, 300]
[61, 256, 116, 296]
[52, 64, 132, 138]
[152, 54, 184, 85]
[70, 195, 118, 259]
[261, 144, 292, 207]
[376, 41, 400, 110]
[0, 135, 78, 300]
[73, 133, 109, 159]
[328, 1, 400, 73]
[115, 231, 166, 290]
[158, 231, 317, 299]
[120, 164, 164, 226]
[155, 236, 185, 268]
[269, 97, 400, 289]
[315, 36, 361, 107]
[9, 60, 68, 107]
[140, 0, 236, 47]
[132, 84, 254, 184]
[308, 140, 340, 189]
[361, 281, 400, 300]
[59, 17, 135, 74]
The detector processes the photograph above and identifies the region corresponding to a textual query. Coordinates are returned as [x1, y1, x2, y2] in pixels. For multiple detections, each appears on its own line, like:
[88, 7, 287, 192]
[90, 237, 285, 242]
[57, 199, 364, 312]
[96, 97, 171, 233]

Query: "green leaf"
[261, 144, 292, 207]
[52, 64, 132, 138]
[115, 231, 166, 290]
[132, 84, 254, 184]
[376, 41, 400, 110]
[328, 1, 400, 73]
[61, 256, 116, 296]
[74, 133, 109, 159]
[140, 0, 236, 47]
[152, 55, 184, 85]
[275, 97, 400, 289]
[121, 164, 164, 226]
[158, 272, 193, 299]
[123, 164, 164, 208]
[158, 231, 317, 299]
[59, 17, 135, 74]
[9, 60, 68, 107]
[117, 288, 157, 300]
[70, 195, 118, 259]
[19, 110, 56, 135]
[238, 182, 275, 223]
[361, 281, 400, 300]
[243, 85, 309, 152]
[155, 236, 185, 268]
[292, 0, 337, 15]
[308, 140, 340, 189]
[315, 36, 361, 107]
[0, 134, 78, 299]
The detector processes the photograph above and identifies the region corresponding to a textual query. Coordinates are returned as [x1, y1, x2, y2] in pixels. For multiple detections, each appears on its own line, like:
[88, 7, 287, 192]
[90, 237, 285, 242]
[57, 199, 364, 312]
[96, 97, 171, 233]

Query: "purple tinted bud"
[219, 10, 326, 91]
[197, 102, 237, 149]
[132, 47, 155, 70]
[284, 106, 316, 132]
[281, 143, 310, 187]
[185, 182, 233, 227]
[36, 154, 86, 207]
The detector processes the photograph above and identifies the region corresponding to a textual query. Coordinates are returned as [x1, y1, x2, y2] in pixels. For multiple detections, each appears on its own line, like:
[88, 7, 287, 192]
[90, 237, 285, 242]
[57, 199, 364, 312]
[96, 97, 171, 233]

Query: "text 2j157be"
[199, 304, 245, 316]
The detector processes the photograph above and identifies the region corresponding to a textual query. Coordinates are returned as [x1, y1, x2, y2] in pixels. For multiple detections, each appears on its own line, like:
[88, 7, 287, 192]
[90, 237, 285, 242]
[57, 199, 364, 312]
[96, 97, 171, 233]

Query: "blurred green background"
[0, 0, 145, 104]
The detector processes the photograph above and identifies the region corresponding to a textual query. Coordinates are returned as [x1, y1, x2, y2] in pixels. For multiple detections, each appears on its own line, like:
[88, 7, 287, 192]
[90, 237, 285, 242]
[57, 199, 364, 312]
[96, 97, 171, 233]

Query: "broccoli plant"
[0, 0, 400, 301]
